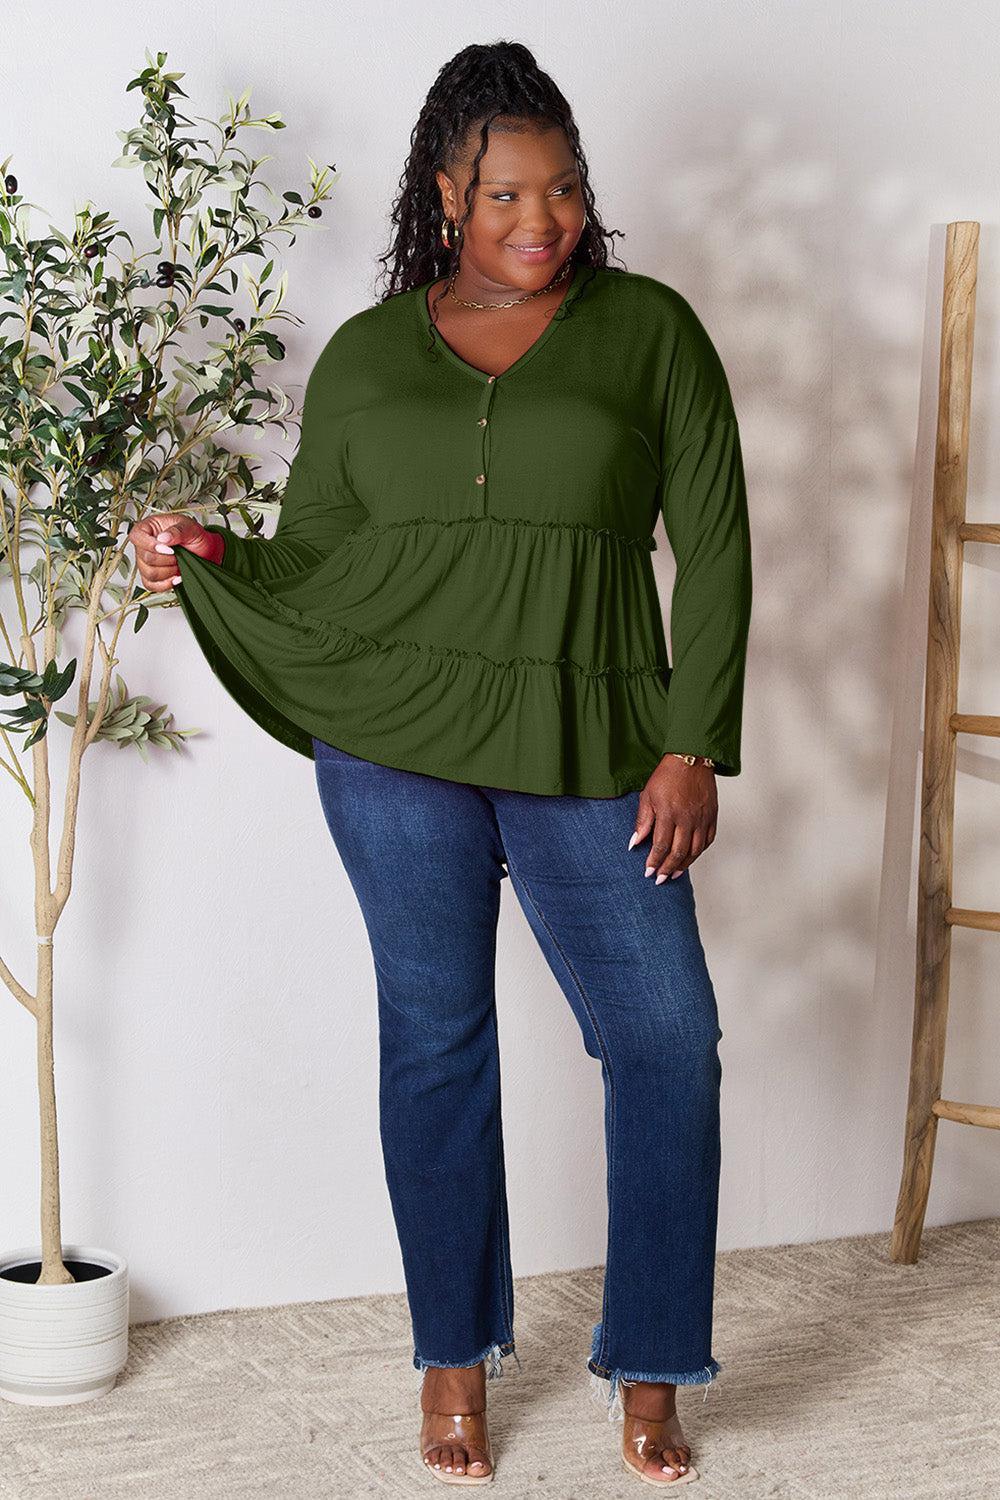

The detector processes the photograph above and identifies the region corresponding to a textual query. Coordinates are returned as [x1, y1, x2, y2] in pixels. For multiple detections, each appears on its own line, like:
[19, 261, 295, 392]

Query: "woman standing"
[129, 40, 751, 1488]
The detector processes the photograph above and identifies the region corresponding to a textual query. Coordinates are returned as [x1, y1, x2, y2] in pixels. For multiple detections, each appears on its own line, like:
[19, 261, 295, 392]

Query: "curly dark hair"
[374, 40, 626, 311]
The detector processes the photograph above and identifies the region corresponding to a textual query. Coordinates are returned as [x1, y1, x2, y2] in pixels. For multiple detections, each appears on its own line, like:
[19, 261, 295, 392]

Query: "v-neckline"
[419, 260, 587, 383]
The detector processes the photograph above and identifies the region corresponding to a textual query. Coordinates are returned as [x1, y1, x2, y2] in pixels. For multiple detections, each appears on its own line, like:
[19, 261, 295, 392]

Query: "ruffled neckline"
[418, 259, 591, 382]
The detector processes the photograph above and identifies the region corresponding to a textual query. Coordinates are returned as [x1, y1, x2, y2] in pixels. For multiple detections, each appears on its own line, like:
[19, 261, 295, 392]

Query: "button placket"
[475, 375, 498, 515]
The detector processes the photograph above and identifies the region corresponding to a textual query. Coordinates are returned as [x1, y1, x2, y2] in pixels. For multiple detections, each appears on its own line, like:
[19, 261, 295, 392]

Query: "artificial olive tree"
[0, 49, 337, 1283]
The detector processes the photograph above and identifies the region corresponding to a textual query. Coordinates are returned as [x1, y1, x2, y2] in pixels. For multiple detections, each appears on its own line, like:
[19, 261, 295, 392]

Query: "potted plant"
[0, 48, 338, 1405]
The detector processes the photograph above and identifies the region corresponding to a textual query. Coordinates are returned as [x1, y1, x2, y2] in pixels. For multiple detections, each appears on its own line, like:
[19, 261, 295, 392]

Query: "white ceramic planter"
[0, 1245, 129, 1405]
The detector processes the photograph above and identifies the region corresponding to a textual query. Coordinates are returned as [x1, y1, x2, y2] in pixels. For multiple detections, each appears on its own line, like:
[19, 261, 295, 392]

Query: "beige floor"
[1, 1218, 997, 1498]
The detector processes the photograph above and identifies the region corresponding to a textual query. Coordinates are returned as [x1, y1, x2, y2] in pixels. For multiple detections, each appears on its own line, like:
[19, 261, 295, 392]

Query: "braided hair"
[375, 40, 626, 311]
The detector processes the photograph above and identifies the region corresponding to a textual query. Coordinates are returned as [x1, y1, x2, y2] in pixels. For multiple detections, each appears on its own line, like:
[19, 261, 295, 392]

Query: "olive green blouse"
[173, 261, 752, 796]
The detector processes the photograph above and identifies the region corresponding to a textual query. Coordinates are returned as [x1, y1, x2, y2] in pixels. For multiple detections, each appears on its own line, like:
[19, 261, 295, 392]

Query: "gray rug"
[1, 1218, 997, 1498]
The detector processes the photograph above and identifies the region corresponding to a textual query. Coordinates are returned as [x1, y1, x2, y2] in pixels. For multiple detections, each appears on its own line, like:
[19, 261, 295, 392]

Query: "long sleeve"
[657, 297, 752, 776]
[169, 266, 751, 794]
[203, 333, 369, 585]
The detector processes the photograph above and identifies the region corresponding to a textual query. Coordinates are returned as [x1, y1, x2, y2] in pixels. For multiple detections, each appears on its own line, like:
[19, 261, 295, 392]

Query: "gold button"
[478, 417, 488, 427]
[475, 473, 486, 484]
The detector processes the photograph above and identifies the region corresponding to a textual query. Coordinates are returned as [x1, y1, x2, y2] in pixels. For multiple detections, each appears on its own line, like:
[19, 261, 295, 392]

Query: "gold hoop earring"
[441, 216, 457, 251]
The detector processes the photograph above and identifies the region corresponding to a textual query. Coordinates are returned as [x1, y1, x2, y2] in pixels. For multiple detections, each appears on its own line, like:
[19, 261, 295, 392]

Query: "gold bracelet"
[670, 752, 716, 769]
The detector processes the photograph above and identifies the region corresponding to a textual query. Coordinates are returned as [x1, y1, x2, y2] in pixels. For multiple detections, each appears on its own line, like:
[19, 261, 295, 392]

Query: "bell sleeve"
[657, 297, 752, 777]
[169, 327, 369, 756]
[199, 340, 368, 584]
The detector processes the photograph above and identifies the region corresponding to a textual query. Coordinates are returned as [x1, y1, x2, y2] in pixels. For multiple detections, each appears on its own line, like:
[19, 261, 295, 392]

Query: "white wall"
[2, 0, 999, 1326]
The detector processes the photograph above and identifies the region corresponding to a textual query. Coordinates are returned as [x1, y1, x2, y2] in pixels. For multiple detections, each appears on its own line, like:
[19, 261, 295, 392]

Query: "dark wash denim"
[311, 736, 724, 1418]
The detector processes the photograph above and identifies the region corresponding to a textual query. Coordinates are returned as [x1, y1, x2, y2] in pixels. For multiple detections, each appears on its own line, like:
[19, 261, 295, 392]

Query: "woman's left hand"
[629, 756, 718, 883]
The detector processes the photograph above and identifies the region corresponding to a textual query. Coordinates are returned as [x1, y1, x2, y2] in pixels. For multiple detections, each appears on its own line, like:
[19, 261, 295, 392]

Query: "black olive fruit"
[308, 205, 321, 218]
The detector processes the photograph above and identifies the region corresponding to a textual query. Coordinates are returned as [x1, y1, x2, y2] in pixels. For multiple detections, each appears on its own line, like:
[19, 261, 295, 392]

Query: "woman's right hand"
[127, 514, 224, 593]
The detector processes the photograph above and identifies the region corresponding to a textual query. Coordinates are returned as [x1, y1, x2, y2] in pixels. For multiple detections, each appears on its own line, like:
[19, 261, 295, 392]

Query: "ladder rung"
[949, 713, 1000, 736]
[945, 906, 1000, 930]
[958, 522, 1000, 544]
[932, 1098, 1000, 1129]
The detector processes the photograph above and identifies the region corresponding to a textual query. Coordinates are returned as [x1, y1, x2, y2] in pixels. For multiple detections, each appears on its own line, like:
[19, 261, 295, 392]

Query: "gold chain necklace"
[446, 254, 574, 310]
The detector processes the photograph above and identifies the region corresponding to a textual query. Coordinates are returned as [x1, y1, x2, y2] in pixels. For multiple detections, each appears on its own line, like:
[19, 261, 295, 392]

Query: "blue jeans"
[311, 737, 724, 1419]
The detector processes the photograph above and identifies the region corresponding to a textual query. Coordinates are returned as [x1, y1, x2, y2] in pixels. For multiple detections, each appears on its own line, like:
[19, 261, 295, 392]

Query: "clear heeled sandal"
[419, 1405, 495, 1485]
[620, 1399, 700, 1486]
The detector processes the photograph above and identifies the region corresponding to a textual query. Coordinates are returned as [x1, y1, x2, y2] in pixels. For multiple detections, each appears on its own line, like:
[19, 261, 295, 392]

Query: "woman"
[129, 40, 751, 1488]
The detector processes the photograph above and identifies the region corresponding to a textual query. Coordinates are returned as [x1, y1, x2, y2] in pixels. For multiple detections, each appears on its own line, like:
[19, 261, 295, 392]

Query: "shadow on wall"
[633, 94, 1000, 1240]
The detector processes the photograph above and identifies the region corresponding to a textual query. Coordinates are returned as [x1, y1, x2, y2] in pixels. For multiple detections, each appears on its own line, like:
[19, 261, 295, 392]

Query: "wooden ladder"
[891, 219, 1000, 1263]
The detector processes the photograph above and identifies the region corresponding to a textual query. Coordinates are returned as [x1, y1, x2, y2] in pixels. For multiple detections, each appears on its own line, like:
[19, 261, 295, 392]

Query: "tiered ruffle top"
[173, 261, 752, 796]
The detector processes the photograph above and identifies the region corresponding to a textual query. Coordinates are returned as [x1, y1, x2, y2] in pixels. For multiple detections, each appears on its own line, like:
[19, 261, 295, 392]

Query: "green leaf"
[23, 719, 48, 747]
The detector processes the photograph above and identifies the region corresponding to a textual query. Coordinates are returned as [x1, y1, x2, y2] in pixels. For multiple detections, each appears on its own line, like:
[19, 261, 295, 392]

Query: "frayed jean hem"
[414, 1338, 520, 1382]
[587, 1322, 722, 1422]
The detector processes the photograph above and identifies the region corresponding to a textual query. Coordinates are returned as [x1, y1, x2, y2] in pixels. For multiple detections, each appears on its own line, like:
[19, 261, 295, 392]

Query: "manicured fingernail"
[154, 543, 174, 553]
[671, 871, 683, 879]
[644, 866, 655, 878]
[627, 832, 640, 850]
[655, 873, 667, 885]
[171, 575, 182, 585]
[662, 1465, 678, 1475]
